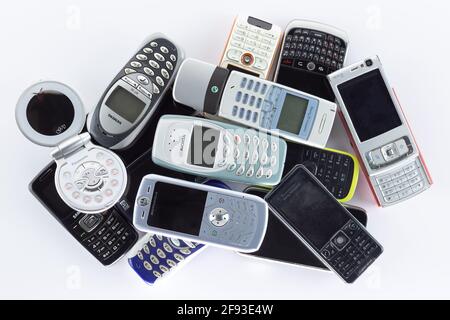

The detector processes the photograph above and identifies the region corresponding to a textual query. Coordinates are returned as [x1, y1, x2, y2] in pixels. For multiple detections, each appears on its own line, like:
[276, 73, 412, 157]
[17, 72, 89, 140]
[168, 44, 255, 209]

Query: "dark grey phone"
[243, 186, 367, 270]
[265, 165, 383, 283]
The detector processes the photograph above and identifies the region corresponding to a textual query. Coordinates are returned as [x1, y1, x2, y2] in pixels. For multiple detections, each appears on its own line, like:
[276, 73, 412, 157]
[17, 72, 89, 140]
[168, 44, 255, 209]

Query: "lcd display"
[147, 182, 207, 236]
[105, 86, 146, 123]
[188, 126, 220, 168]
[337, 69, 402, 142]
[266, 168, 350, 250]
[276, 94, 308, 134]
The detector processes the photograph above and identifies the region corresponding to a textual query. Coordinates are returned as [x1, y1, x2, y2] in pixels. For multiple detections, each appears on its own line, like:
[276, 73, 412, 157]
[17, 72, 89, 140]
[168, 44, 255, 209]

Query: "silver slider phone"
[328, 56, 432, 207]
[133, 174, 268, 252]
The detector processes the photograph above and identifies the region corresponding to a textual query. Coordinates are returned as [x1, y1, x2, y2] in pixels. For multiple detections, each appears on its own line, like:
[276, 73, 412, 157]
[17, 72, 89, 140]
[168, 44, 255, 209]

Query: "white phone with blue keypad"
[173, 58, 337, 148]
[152, 115, 287, 186]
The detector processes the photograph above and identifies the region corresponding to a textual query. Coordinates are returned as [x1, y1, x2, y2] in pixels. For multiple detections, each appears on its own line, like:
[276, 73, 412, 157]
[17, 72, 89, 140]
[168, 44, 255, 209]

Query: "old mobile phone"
[88, 33, 184, 150]
[173, 58, 337, 148]
[284, 142, 359, 202]
[152, 115, 287, 186]
[29, 163, 138, 266]
[133, 175, 268, 252]
[328, 56, 432, 207]
[220, 15, 282, 79]
[16, 81, 127, 215]
[242, 186, 367, 270]
[127, 180, 228, 285]
[275, 20, 348, 101]
[265, 165, 383, 283]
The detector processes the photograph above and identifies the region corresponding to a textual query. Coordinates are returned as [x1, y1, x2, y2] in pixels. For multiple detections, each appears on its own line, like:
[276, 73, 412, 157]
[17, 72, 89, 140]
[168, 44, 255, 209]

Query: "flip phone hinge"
[51, 132, 91, 160]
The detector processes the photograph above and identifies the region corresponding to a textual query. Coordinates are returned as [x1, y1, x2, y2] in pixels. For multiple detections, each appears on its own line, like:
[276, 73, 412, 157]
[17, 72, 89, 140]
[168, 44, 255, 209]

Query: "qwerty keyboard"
[281, 28, 347, 75]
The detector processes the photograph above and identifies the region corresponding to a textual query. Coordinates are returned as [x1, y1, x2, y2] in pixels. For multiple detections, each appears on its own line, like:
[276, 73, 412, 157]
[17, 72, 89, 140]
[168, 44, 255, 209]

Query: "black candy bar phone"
[275, 20, 349, 101]
[283, 142, 359, 202]
[242, 187, 367, 270]
[30, 163, 138, 266]
[265, 165, 383, 283]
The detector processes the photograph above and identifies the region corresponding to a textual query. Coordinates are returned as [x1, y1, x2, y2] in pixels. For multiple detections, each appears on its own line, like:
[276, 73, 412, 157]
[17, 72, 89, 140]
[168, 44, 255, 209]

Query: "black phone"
[242, 187, 367, 270]
[30, 163, 139, 266]
[265, 165, 383, 283]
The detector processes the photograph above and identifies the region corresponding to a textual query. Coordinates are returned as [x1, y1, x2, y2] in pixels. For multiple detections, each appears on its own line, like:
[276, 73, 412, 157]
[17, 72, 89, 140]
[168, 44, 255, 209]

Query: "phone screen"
[147, 182, 207, 236]
[105, 86, 146, 123]
[188, 126, 220, 168]
[266, 167, 351, 251]
[337, 69, 402, 142]
[277, 94, 308, 134]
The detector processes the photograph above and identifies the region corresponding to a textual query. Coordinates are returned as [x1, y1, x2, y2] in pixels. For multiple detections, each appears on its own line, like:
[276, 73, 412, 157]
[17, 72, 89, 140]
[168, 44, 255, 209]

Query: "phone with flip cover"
[133, 174, 268, 252]
[265, 165, 383, 283]
[220, 15, 282, 79]
[283, 142, 359, 202]
[275, 20, 349, 102]
[16, 81, 128, 215]
[242, 186, 367, 270]
[30, 163, 138, 266]
[88, 33, 184, 150]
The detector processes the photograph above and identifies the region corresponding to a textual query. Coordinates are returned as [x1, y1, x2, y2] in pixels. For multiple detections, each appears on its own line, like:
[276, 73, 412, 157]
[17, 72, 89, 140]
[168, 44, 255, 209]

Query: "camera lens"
[365, 59, 373, 67]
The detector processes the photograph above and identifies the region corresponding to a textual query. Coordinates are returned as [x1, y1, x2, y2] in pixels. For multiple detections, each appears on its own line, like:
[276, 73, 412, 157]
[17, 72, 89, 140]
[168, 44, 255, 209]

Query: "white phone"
[220, 15, 282, 79]
[173, 58, 337, 148]
[152, 115, 287, 186]
[328, 56, 432, 207]
[133, 175, 268, 252]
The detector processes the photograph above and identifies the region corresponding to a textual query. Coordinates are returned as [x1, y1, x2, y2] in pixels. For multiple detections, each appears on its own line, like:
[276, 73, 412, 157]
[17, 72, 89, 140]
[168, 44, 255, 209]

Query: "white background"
[1, 0, 449, 299]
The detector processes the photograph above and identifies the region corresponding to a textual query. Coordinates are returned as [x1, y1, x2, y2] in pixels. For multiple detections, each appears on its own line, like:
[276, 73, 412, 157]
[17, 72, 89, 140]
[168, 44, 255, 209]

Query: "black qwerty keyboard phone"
[275, 21, 348, 102]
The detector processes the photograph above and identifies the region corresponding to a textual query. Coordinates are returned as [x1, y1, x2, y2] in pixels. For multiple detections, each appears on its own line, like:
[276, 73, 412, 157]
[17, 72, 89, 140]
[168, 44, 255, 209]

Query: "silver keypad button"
[150, 41, 158, 47]
[161, 69, 170, 79]
[124, 68, 136, 74]
[137, 75, 149, 85]
[170, 54, 176, 61]
[153, 83, 160, 94]
[156, 76, 165, 87]
[144, 67, 154, 76]
[136, 54, 147, 61]
[154, 53, 165, 62]
[143, 47, 153, 54]
[130, 61, 142, 68]
[149, 60, 160, 69]
[160, 46, 169, 53]
[166, 61, 174, 70]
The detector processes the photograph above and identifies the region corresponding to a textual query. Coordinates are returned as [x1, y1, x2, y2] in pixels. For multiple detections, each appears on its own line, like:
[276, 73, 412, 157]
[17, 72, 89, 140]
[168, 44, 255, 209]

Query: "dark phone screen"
[266, 167, 351, 250]
[337, 69, 402, 142]
[245, 187, 366, 268]
[147, 182, 207, 236]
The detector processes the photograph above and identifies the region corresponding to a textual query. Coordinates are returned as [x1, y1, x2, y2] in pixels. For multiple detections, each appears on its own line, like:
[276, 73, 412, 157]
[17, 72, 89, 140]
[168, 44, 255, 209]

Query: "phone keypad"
[285, 144, 355, 201]
[123, 37, 179, 99]
[320, 220, 382, 281]
[281, 28, 347, 75]
[224, 19, 280, 75]
[223, 129, 281, 182]
[69, 209, 138, 265]
[128, 235, 204, 284]
[376, 159, 428, 204]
